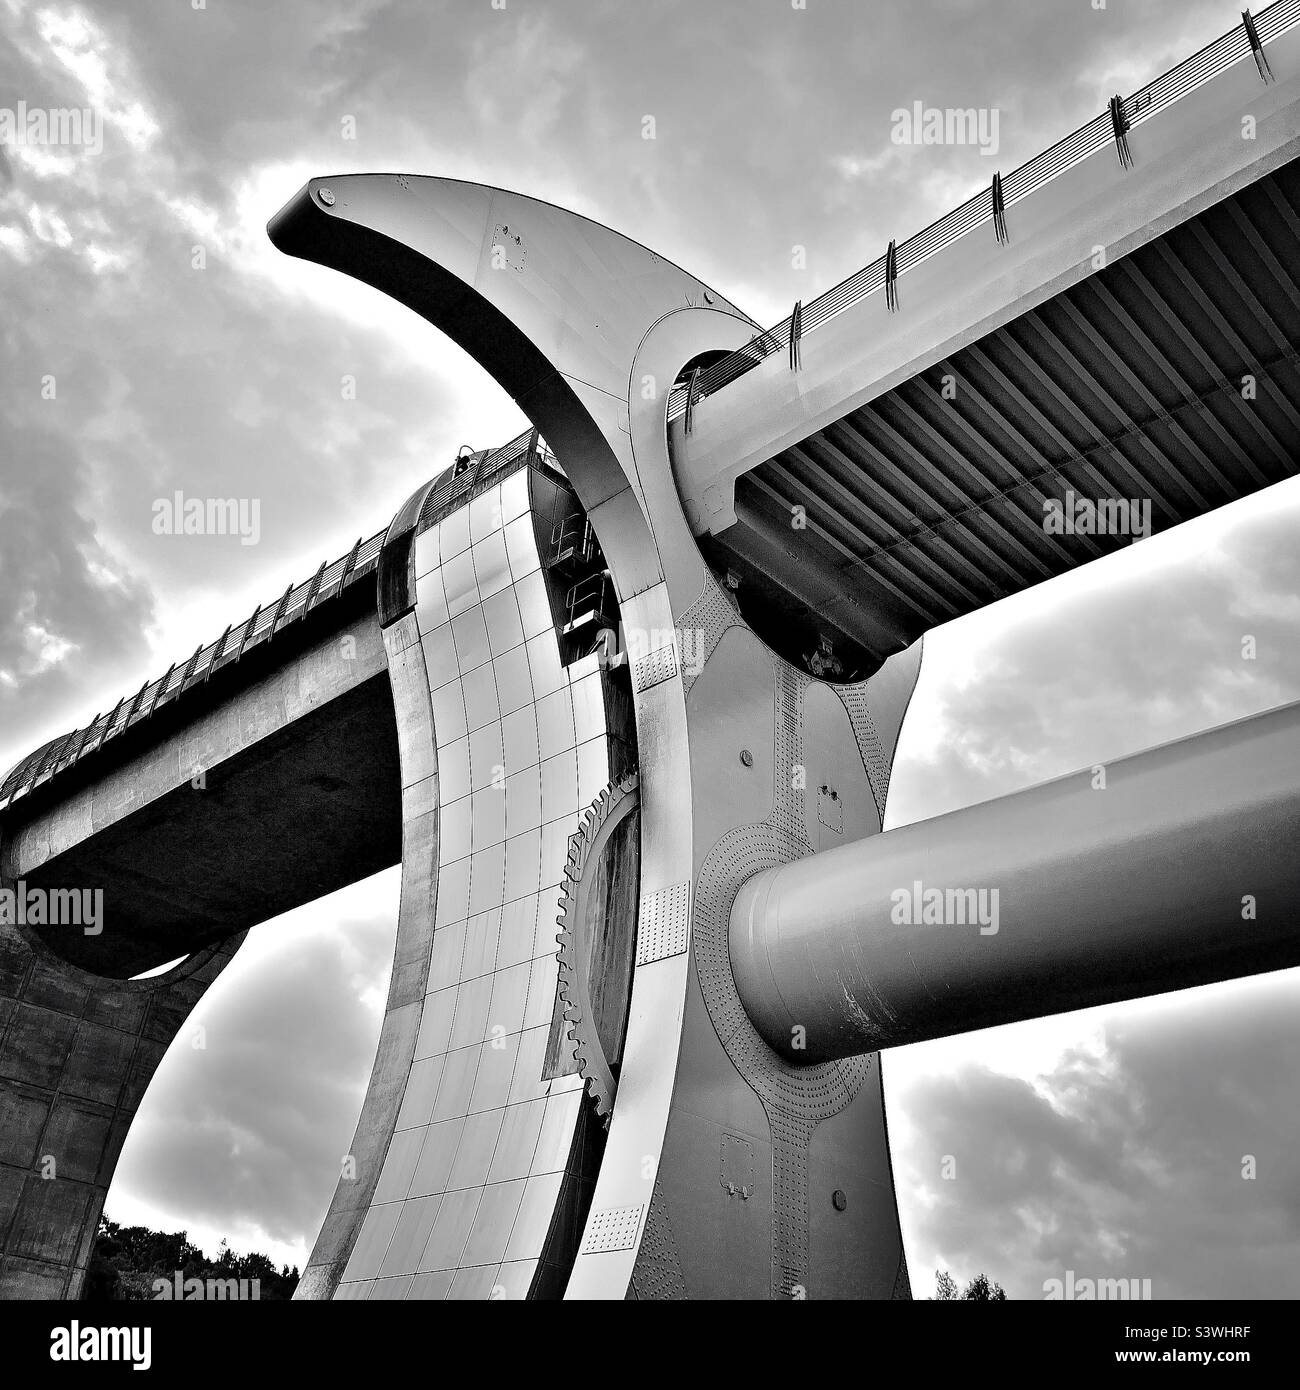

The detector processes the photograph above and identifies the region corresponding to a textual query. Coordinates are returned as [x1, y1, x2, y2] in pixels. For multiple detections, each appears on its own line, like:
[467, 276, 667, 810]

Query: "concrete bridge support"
[0, 911, 242, 1298]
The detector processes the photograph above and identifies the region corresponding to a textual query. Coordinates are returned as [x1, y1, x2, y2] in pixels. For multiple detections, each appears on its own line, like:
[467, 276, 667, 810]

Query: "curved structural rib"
[302, 437, 636, 1300]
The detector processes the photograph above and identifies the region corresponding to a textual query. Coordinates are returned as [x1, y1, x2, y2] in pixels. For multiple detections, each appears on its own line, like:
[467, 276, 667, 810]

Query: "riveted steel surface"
[732, 697, 1300, 1062]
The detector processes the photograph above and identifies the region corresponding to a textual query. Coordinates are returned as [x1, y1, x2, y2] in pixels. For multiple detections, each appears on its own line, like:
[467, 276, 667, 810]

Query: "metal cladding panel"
[333, 478, 609, 1300]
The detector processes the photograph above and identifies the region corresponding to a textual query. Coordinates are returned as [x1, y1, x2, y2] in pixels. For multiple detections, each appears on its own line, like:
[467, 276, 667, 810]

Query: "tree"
[933, 1268, 1007, 1300]
[84, 1217, 299, 1301]
[961, 1272, 1007, 1300]
[82, 1251, 121, 1302]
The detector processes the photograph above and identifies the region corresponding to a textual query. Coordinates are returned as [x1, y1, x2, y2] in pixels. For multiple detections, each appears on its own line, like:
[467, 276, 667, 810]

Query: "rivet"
[317, 187, 335, 207]
[740, 749, 754, 767]
[832, 1189, 847, 1211]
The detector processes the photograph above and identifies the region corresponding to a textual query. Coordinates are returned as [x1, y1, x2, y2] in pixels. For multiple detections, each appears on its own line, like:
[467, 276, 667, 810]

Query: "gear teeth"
[553, 770, 640, 1130]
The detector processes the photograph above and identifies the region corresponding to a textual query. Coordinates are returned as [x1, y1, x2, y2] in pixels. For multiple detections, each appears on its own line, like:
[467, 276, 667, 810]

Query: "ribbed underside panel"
[725, 157, 1300, 669]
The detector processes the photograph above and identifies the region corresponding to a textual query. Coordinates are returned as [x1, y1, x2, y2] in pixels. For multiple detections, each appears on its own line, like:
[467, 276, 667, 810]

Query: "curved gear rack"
[555, 771, 640, 1124]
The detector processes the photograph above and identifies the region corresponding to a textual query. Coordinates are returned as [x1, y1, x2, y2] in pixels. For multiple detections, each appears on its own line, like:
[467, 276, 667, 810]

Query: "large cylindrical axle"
[730, 700, 1300, 1063]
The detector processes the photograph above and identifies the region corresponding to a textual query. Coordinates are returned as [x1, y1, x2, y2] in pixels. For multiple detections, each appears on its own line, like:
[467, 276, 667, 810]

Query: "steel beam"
[730, 699, 1300, 1064]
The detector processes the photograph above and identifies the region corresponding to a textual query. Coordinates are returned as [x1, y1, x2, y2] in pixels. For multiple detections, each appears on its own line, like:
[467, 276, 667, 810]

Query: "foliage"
[932, 1268, 1008, 1300]
[961, 1272, 1007, 1300]
[84, 1218, 299, 1301]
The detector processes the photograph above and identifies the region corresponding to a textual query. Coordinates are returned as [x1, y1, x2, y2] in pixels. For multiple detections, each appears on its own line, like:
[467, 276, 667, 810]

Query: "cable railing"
[666, 0, 1300, 425]
[0, 426, 554, 811]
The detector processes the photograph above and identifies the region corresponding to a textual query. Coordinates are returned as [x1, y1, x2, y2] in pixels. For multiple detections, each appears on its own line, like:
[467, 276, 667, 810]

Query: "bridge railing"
[416, 425, 558, 534]
[0, 426, 553, 812]
[665, 0, 1300, 425]
[0, 532, 387, 812]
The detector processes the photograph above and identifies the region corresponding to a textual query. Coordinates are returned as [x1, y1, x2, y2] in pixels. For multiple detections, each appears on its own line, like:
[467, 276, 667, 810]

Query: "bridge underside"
[709, 156, 1300, 676]
[9, 674, 401, 979]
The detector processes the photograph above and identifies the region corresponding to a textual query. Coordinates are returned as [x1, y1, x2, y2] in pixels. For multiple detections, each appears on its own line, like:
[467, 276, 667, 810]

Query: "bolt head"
[832, 1189, 848, 1212]
[740, 749, 754, 767]
[317, 187, 336, 207]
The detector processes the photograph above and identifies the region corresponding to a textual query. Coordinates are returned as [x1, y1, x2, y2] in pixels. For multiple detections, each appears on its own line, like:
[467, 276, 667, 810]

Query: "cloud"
[2, 0, 1295, 1290]
[889, 481, 1300, 828]
[891, 973, 1300, 1299]
[0, 419, 156, 723]
[106, 873, 399, 1270]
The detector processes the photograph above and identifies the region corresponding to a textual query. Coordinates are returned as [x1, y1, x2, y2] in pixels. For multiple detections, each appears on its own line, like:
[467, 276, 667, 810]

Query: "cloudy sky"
[2, 0, 1299, 1296]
